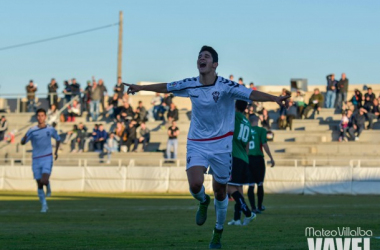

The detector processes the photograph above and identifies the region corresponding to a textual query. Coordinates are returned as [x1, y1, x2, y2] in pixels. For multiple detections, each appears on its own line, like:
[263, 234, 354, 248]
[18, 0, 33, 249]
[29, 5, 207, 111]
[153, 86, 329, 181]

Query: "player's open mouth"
[200, 63, 206, 68]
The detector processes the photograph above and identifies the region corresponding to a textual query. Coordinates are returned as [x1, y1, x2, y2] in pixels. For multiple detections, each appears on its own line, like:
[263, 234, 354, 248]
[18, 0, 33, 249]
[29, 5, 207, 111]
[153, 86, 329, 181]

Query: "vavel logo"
[306, 227, 372, 250]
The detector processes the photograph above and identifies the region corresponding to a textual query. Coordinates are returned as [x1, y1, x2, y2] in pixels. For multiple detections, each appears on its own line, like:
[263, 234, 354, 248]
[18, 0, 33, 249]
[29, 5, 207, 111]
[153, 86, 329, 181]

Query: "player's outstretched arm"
[249, 90, 290, 108]
[262, 143, 275, 168]
[124, 83, 169, 95]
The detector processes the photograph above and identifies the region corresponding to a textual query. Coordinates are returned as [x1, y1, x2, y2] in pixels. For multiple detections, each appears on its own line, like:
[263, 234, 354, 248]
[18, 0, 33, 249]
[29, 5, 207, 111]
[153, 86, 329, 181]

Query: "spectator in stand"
[105, 133, 118, 164]
[351, 89, 363, 110]
[336, 73, 349, 110]
[238, 77, 246, 87]
[90, 80, 102, 121]
[47, 104, 59, 126]
[162, 93, 174, 117]
[63, 80, 72, 105]
[67, 99, 81, 122]
[47, 78, 59, 108]
[135, 122, 150, 152]
[259, 108, 271, 130]
[113, 121, 128, 153]
[293, 90, 306, 118]
[64, 124, 78, 148]
[70, 78, 81, 98]
[277, 89, 291, 129]
[134, 101, 147, 123]
[286, 100, 297, 130]
[98, 79, 108, 115]
[167, 103, 179, 123]
[126, 120, 138, 152]
[303, 88, 324, 119]
[120, 102, 134, 123]
[249, 82, 257, 91]
[167, 120, 179, 160]
[229, 74, 234, 81]
[106, 93, 119, 119]
[83, 80, 92, 112]
[364, 87, 376, 107]
[151, 93, 163, 120]
[26, 80, 37, 112]
[349, 108, 366, 141]
[0, 116, 8, 141]
[85, 124, 98, 152]
[114, 76, 124, 99]
[338, 112, 350, 142]
[364, 98, 380, 130]
[74, 123, 87, 153]
[325, 74, 338, 108]
[94, 124, 107, 152]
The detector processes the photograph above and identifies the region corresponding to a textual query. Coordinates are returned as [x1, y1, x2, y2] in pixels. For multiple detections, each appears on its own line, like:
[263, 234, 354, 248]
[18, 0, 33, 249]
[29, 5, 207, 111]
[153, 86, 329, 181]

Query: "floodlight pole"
[117, 11, 123, 80]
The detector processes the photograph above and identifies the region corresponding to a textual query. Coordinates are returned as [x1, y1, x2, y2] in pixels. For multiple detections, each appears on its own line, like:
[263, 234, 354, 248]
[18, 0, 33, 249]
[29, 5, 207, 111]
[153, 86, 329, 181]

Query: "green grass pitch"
[0, 192, 379, 250]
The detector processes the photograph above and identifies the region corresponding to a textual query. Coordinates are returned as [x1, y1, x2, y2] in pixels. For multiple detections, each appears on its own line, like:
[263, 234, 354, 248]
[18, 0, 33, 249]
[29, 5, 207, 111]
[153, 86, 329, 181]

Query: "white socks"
[190, 185, 206, 203]
[214, 196, 228, 230]
[37, 189, 47, 206]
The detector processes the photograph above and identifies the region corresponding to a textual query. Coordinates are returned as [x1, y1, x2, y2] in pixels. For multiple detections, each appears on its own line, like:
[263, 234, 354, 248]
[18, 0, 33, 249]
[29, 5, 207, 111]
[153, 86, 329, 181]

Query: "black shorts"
[228, 157, 250, 186]
[248, 155, 266, 185]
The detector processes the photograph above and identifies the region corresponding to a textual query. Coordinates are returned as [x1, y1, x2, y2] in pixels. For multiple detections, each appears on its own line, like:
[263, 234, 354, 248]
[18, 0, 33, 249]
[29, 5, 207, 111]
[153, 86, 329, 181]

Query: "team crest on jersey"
[187, 156, 191, 164]
[212, 91, 220, 103]
[46, 131, 51, 137]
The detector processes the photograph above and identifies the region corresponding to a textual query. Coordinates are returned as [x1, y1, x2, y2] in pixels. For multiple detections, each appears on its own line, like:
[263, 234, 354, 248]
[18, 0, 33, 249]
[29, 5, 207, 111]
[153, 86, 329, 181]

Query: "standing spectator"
[26, 80, 37, 112]
[151, 93, 163, 120]
[349, 108, 366, 141]
[277, 105, 287, 130]
[167, 103, 179, 122]
[70, 78, 81, 98]
[63, 80, 72, 105]
[113, 121, 128, 153]
[249, 82, 257, 91]
[126, 120, 138, 152]
[286, 100, 297, 130]
[364, 98, 380, 129]
[105, 133, 119, 164]
[134, 122, 150, 152]
[259, 108, 271, 130]
[229, 75, 234, 81]
[67, 99, 81, 122]
[166, 120, 179, 160]
[134, 101, 147, 123]
[364, 87, 376, 107]
[47, 104, 59, 126]
[47, 78, 59, 108]
[336, 73, 349, 110]
[0, 116, 8, 141]
[293, 90, 306, 118]
[114, 76, 124, 99]
[94, 124, 107, 152]
[351, 89, 363, 110]
[120, 102, 134, 123]
[238, 77, 245, 87]
[338, 112, 350, 142]
[106, 93, 120, 119]
[303, 88, 324, 118]
[98, 79, 108, 114]
[83, 80, 92, 112]
[75, 123, 87, 153]
[90, 81, 102, 121]
[325, 74, 338, 108]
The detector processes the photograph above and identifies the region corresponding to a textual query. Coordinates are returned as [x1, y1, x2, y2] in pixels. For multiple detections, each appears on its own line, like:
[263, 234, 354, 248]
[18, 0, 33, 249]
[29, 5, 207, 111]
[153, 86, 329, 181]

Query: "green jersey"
[248, 126, 267, 157]
[232, 112, 251, 163]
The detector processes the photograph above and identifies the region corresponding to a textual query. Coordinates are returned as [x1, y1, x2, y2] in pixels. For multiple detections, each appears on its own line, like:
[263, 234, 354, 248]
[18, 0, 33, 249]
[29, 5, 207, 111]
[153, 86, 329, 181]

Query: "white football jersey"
[167, 76, 252, 153]
[25, 125, 61, 159]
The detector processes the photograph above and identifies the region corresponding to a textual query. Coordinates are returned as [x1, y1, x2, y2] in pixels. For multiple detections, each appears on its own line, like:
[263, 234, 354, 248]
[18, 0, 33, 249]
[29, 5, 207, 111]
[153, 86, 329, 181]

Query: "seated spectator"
[286, 100, 297, 130]
[338, 112, 350, 142]
[351, 89, 363, 110]
[94, 124, 107, 152]
[113, 121, 128, 153]
[67, 99, 81, 122]
[134, 101, 147, 123]
[126, 120, 138, 152]
[63, 125, 78, 149]
[151, 93, 163, 120]
[0, 116, 8, 141]
[364, 98, 380, 129]
[47, 104, 59, 125]
[105, 133, 118, 164]
[293, 90, 306, 118]
[134, 122, 150, 152]
[348, 108, 366, 141]
[303, 88, 324, 119]
[167, 120, 180, 160]
[120, 102, 134, 123]
[106, 93, 120, 119]
[259, 108, 271, 130]
[167, 103, 179, 123]
[364, 87, 376, 107]
[85, 124, 98, 152]
[72, 123, 87, 153]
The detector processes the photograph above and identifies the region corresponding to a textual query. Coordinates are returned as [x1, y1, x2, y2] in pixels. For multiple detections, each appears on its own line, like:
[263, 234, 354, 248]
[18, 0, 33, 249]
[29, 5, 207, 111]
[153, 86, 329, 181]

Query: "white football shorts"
[32, 156, 53, 180]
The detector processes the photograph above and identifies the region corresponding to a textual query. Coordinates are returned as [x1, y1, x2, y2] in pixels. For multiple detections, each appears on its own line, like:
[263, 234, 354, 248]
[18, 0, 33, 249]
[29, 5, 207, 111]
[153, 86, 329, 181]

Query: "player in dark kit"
[247, 115, 275, 213]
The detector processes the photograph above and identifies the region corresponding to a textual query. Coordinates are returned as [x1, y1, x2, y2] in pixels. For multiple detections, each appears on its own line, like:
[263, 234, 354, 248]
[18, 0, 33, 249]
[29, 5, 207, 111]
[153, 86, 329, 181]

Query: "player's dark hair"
[235, 100, 247, 112]
[36, 108, 46, 116]
[199, 46, 218, 63]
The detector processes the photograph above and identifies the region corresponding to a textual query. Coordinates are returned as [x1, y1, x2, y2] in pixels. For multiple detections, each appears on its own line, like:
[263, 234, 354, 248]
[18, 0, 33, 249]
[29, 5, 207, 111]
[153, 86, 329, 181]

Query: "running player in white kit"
[21, 108, 60, 213]
[125, 46, 289, 249]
